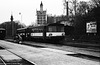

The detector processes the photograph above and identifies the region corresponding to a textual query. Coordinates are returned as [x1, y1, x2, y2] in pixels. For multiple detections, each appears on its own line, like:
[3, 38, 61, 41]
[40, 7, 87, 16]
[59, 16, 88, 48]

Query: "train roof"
[28, 25, 46, 29]
[47, 23, 64, 26]
[17, 27, 28, 30]
[0, 28, 5, 30]
[17, 23, 65, 30]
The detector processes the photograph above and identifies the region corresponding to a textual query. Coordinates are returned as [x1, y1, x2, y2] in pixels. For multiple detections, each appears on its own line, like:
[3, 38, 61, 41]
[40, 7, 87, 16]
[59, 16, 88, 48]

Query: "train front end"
[46, 23, 65, 42]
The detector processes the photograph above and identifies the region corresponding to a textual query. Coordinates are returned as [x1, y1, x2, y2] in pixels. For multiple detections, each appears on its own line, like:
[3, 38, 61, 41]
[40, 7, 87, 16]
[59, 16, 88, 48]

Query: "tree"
[63, 0, 78, 16]
[89, 1, 100, 35]
[77, 1, 89, 15]
[72, 1, 93, 35]
[91, 0, 100, 7]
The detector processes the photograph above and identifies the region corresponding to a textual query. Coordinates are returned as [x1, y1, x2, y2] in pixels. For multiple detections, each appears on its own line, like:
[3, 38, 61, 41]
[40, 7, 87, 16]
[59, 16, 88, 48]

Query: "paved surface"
[0, 40, 100, 65]
[5, 39, 100, 57]
[21, 41, 100, 57]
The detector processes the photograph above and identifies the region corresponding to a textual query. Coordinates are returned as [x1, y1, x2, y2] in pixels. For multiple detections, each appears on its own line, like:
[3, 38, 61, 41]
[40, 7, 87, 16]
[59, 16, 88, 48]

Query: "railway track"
[0, 46, 35, 65]
[0, 56, 35, 65]
[0, 57, 7, 65]
[0, 57, 21, 65]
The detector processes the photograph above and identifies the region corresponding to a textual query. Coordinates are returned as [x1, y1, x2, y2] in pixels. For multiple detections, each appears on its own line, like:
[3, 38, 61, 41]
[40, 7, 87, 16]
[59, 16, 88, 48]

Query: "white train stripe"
[46, 32, 65, 36]
[30, 32, 65, 37]
[31, 33, 43, 36]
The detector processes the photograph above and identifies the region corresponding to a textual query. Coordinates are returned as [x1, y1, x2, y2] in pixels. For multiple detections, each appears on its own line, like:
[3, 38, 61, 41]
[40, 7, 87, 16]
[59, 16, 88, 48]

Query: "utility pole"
[63, 0, 69, 25]
[19, 12, 22, 28]
[64, 0, 69, 20]
[66, 1, 69, 17]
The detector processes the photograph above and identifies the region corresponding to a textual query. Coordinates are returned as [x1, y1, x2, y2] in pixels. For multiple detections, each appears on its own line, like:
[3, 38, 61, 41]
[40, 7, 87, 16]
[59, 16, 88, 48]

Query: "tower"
[40, 1, 43, 12]
[36, 1, 47, 26]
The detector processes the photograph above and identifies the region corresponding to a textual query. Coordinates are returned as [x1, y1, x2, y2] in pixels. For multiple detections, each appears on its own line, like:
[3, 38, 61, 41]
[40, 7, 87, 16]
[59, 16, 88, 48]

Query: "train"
[15, 23, 74, 43]
[0, 28, 6, 40]
[16, 23, 66, 42]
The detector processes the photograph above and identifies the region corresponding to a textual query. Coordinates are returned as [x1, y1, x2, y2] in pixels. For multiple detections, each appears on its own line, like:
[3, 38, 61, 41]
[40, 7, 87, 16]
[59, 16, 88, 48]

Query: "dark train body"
[16, 23, 66, 42]
[0, 28, 6, 39]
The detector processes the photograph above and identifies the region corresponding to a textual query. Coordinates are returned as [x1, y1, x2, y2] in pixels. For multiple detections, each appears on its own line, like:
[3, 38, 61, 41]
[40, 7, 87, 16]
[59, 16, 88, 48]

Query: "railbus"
[16, 23, 65, 42]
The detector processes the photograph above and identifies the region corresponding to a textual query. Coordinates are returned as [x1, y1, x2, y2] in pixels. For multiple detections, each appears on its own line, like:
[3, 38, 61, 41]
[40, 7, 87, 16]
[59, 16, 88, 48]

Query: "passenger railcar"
[30, 23, 65, 42]
[16, 23, 65, 42]
[0, 28, 6, 39]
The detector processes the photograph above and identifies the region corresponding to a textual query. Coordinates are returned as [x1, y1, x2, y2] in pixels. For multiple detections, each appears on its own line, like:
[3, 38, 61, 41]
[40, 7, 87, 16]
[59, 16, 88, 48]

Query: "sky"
[0, 0, 90, 26]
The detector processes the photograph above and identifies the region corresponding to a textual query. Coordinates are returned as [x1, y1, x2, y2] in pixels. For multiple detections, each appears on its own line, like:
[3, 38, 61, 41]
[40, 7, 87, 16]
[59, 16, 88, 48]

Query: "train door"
[43, 26, 46, 40]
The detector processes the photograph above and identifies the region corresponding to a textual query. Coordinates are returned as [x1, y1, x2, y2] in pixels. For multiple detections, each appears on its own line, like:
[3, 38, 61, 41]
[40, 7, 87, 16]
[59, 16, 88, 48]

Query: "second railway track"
[0, 46, 36, 65]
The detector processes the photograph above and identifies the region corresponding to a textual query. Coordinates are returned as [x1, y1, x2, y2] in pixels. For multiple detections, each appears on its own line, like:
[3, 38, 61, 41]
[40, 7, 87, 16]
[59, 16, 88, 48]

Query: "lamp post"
[19, 12, 22, 28]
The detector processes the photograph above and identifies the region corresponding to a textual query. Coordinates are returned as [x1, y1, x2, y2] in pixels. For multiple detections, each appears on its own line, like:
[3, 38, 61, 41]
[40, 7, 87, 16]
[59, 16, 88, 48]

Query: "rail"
[0, 57, 7, 65]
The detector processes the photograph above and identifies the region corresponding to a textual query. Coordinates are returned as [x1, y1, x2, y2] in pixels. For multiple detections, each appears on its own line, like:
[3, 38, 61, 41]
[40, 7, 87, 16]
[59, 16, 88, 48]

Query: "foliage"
[0, 21, 26, 29]
[77, 1, 89, 15]
[72, 0, 100, 35]
[91, 0, 100, 7]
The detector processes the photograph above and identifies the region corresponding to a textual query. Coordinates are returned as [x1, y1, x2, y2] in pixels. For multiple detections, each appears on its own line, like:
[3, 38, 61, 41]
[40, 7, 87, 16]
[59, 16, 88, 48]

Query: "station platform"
[0, 40, 99, 65]
[5, 39, 100, 57]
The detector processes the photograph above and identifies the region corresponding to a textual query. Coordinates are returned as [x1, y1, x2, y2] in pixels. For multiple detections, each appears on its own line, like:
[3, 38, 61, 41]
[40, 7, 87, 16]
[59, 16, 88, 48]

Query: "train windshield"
[48, 26, 64, 32]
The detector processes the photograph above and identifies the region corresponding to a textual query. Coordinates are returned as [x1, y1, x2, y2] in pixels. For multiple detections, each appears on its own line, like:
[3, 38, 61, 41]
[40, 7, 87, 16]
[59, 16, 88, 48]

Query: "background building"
[0, 15, 26, 39]
[47, 15, 73, 26]
[36, 1, 47, 26]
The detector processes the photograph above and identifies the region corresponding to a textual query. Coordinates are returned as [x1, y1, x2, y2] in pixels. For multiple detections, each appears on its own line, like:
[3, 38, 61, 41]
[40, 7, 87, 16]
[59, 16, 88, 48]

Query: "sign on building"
[86, 22, 97, 33]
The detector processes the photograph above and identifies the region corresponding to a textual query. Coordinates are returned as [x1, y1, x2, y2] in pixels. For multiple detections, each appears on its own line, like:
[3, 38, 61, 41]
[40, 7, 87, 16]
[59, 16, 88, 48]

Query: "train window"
[56, 26, 64, 32]
[48, 26, 64, 32]
[48, 26, 56, 32]
[32, 28, 43, 32]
